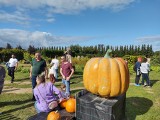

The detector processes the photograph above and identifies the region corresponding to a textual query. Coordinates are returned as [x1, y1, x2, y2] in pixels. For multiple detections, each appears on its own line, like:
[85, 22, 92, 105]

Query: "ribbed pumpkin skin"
[65, 98, 76, 113]
[83, 57, 129, 97]
[60, 99, 67, 108]
[47, 111, 61, 120]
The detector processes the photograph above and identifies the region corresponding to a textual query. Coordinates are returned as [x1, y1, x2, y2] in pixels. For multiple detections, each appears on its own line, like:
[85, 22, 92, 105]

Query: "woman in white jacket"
[140, 58, 151, 87]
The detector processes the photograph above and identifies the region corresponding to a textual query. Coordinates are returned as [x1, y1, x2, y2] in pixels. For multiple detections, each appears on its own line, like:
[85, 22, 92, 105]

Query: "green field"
[0, 64, 160, 120]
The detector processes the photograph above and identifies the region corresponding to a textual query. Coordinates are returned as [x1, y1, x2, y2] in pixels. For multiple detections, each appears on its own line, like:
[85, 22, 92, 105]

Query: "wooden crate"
[75, 89, 126, 120]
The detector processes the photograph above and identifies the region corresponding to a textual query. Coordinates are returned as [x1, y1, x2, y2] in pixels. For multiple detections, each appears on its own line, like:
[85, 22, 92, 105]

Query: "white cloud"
[0, 0, 136, 24]
[136, 35, 160, 51]
[0, 0, 136, 11]
[46, 18, 55, 23]
[0, 29, 92, 49]
[0, 10, 30, 25]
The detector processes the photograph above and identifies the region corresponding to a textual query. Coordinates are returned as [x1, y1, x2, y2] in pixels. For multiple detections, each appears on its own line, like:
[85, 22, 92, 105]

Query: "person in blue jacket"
[134, 57, 142, 86]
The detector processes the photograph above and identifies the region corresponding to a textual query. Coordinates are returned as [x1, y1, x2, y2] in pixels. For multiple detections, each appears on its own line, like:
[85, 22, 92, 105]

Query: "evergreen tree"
[16, 45, 22, 49]
[6, 43, 12, 49]
[28, 45, 36, 54]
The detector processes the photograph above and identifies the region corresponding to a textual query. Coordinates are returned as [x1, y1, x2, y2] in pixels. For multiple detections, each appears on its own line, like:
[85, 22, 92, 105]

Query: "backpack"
[5, 62, 10, 69]
[133, 64, 136, 72]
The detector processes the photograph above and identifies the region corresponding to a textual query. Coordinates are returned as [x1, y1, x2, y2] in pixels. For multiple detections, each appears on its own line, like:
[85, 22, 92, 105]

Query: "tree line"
[0, 43, 154, 62]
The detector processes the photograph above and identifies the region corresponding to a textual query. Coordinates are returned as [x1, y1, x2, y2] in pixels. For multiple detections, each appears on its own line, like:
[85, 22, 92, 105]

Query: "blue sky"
[0, 0, 160, 51]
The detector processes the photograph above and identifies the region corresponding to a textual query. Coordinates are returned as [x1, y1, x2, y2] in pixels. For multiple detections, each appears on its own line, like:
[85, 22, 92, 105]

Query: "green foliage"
[41, 49, 64, 58]
[72, 56, 90, 67]
[0, 48, 24, 62]
[123, 55, 145, 65]
[150, 66, 160, 72]
[23, 52, 33, 62]
[151, 55, 160, 65]
[16, 66, 30, 73]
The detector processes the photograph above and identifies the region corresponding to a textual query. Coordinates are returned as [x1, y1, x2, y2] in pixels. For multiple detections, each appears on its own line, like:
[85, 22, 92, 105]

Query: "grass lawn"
[0, 65, 160, 120]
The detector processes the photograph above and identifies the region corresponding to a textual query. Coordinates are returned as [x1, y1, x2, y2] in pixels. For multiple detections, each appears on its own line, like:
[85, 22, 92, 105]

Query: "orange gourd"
[60, 99, 67, 108]
[65, 98, 76, 113]
[83, 49, 130, 97]
[47, 111, 61, 120]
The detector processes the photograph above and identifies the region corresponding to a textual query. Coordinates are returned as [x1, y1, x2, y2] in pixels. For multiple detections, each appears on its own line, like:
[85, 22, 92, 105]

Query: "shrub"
[16, 66, 30, 73]
[150, 66, 160, 72]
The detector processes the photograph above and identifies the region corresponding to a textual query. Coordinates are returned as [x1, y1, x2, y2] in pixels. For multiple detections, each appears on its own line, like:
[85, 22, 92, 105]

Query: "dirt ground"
[2, 80, 85, 94]
[2, 80, 32, 94]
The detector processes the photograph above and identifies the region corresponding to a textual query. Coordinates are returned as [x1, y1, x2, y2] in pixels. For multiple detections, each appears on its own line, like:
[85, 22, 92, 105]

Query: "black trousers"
[8, 67, 15, 81]
[135, 74, 141, 84]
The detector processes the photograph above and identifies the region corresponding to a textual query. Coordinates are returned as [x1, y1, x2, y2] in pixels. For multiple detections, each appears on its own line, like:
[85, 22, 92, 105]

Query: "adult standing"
[145, 55, 151, 77]
[64, 47, 72, 63]
[134, 57, 142, 86]
[60, 55, 74, 97]
[0, 66, 6, 94]
[8, 54, 18, 83]
[30, 52, 48, 101]
[0, 65, 6, 114]
[50, 55, 59, 81]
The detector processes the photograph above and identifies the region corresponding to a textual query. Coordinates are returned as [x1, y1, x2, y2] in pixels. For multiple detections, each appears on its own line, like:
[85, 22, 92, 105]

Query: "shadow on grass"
[1, 103, 33, 114]
[55, 75, 82, 83]
[125, 97, 153, 120]
[71, 75, 83, 79]
[0, 113, 21, 120]
[0, 99, 31, 107]
[150, 79, 159, 86]
[0, 102, 34, 120]
[70, 80, 83, 85]
[2, 88, 21, 93]
[15, 77, 30, 81]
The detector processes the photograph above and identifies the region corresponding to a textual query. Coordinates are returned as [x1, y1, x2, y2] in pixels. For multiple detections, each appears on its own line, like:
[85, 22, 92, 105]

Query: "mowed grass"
[126, 71, 160, 120]
[0, 64, 160, 120]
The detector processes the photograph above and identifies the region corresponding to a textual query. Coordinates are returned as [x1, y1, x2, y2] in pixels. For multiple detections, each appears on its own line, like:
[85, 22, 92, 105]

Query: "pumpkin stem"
[104, 49, 112, 58]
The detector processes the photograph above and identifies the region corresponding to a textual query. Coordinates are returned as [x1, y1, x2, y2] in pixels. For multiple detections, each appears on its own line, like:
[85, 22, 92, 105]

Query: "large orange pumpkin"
[47, 111, 61, 120]
[65, 98, 76, 113]
[83, 49, 130, 97]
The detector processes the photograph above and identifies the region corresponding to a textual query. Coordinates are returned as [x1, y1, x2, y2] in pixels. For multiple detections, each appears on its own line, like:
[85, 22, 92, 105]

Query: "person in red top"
[60, 55, 74, 97]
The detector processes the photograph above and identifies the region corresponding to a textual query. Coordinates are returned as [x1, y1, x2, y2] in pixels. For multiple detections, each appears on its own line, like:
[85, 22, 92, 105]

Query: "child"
[49, 74, 56, 84]
[60, 83, 69, 99]
[34, 73, 63, 113]
[140, 58, 151, 87]
[48, 65, 56, 81]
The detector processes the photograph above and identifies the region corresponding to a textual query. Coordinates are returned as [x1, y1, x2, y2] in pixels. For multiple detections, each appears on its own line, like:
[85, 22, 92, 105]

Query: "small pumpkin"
[60, 99, 67, 108]
[47, 110, 61, 120]
[83, 49, 130, 97]
[65, 98, 76, 113]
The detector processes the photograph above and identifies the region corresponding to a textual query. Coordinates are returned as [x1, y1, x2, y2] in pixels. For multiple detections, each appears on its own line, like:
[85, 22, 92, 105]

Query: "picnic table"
[27, 109, 75, 120]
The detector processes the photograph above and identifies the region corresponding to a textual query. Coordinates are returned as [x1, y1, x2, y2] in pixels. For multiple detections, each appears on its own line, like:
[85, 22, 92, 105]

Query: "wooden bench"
[27, 109, 75, 120]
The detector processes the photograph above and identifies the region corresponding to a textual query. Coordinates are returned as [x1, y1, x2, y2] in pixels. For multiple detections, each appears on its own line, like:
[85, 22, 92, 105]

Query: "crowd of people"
[1, 47, 74, 113]
[1, 48, 152, 114]
[29, 47, 74, 113]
